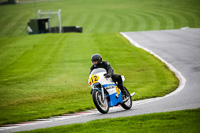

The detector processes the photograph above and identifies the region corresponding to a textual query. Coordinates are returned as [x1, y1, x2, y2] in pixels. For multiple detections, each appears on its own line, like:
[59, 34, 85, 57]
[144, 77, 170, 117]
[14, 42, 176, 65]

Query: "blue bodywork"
[108, 92, 123, 107]
[102, 84, 123, 107]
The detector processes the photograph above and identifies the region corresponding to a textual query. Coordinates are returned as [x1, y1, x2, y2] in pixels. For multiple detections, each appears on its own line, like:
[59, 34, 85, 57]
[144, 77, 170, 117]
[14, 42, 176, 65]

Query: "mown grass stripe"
[150, 9, 176, 29]
[160, 7, 200, 28]
[12, 13, 33, 36]
[0, 13, 12, 31]
[75, 14, 90, 27]
[0, 36, 41, 72]
[0, 35, 66, 82]
[115, 12, 141, 32]
[140, 10, 161, 30]
[105, 13, 121, 33]
[128, 12, 147, 31]
[158, 8, 190, 29]
[68, 13, 85, 26]
[112, 12, 134, 32]
[84, 14, 101, 33]
[94, 14, 109, 33]
[143, 9, 173, 30]
[62, 14, 77, 26]
[137, 11, 160, 31]
[0, 10, 33, 36]
[20, 35, 67, 80]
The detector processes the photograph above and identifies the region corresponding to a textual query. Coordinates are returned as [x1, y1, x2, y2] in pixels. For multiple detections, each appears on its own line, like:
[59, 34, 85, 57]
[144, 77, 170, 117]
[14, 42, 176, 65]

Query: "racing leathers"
[90, 61, 126, 95]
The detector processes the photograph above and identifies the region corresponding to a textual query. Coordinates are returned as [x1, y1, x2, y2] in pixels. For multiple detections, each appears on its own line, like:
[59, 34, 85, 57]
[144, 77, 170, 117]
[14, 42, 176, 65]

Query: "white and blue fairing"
[102, 84, 123, 107]
[89, 68, 123, 107]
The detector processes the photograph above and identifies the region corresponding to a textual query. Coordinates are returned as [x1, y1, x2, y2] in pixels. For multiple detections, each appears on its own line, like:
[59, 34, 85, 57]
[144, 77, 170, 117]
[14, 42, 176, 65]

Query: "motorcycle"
[88, 68, 135, 114]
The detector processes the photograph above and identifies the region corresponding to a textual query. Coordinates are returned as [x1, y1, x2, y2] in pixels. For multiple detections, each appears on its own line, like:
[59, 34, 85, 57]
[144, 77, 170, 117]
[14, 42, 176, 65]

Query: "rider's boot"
[118, 84, 130, 102]
[118, 84, 128, 97]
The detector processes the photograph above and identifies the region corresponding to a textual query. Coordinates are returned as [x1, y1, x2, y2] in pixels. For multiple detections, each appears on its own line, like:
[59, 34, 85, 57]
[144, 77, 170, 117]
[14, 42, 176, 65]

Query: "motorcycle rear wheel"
[121, 87, 132, 110]
[92, 89, 109, 114]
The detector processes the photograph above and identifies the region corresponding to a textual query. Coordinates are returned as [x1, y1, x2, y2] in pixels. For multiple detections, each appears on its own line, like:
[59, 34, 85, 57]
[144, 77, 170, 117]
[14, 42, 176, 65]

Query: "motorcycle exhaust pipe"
[123, 92, 135, 102]
[130, 92, 135, 97]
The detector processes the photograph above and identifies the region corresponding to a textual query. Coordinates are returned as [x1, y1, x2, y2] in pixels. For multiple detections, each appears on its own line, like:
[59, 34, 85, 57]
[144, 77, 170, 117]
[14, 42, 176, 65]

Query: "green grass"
[0, 0, 199, 36]
[0, 33, 179, 125]
[17, 108, 200, 133]
[0, 0, 199, 126]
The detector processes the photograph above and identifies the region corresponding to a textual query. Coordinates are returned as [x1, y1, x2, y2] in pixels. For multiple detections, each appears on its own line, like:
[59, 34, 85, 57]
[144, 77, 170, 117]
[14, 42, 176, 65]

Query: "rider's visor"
[92, 60, 98, 65]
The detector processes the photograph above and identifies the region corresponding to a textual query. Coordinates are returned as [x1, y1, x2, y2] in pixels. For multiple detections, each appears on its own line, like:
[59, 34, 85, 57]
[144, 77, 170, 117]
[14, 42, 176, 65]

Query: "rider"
[90, 54, 127, 96]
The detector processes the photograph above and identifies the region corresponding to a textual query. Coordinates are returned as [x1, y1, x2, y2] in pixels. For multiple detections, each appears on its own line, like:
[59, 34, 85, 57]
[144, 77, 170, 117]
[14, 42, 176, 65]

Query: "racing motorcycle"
[88, 68, 135, 114]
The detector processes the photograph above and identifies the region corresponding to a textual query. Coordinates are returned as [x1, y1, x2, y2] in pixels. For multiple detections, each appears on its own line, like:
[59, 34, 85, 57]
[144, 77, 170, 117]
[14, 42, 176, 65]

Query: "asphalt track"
[1, 28, 200, 133]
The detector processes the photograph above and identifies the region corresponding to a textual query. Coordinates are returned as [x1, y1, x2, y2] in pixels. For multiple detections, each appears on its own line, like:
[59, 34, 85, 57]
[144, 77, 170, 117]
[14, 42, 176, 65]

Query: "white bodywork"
[88, 68, 125, 96]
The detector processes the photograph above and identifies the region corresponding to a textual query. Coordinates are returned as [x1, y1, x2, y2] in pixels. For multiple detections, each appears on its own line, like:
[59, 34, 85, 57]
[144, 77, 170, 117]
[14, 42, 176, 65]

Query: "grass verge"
[17, 108, 200, 133]
[0, 0, 199, 36]
[0, 33, 179, 125]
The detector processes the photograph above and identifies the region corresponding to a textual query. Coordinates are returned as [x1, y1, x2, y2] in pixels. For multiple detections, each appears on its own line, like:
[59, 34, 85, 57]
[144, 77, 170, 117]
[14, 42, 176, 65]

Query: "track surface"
[1, 28, 200, 132]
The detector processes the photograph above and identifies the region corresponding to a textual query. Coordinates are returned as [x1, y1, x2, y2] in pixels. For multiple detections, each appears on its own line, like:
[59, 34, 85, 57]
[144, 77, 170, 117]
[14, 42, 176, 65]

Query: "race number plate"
[90, 75, 99, 84]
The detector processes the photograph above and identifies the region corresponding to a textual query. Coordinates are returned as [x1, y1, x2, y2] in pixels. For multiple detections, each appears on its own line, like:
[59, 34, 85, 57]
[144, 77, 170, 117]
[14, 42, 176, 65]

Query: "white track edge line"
[120, 32, 186, 105]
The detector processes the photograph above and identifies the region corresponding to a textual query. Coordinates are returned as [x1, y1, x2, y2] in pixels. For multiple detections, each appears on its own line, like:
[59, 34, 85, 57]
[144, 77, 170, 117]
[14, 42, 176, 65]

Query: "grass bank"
[17, 108, 200, 133]
[0, 33, 179, 125]
[0, 0, 199, 36]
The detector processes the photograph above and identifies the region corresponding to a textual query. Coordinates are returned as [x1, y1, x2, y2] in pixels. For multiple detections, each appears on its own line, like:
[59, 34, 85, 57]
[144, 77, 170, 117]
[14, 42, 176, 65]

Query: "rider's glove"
[104, 73, 111, 78]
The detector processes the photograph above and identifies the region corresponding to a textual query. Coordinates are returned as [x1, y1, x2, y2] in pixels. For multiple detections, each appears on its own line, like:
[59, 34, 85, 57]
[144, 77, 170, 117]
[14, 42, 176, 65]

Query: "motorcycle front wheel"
[92, 89, 109, 114]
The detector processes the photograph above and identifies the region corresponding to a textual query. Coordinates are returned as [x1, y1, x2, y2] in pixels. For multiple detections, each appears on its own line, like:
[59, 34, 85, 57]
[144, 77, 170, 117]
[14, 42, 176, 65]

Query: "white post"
[37, 9, 62, 33]
[58, 9, 62, 33]
[48, 10, 51, 32]
[38, 10, 41, 19]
